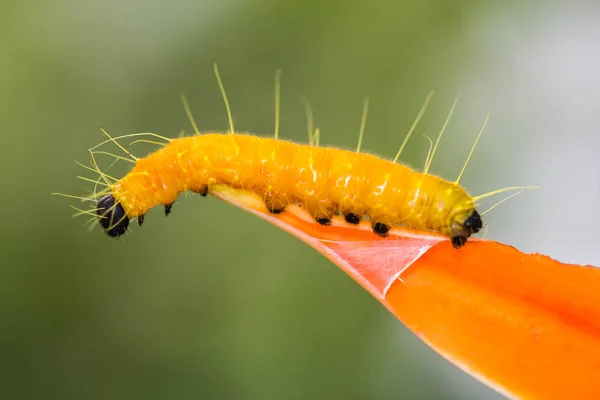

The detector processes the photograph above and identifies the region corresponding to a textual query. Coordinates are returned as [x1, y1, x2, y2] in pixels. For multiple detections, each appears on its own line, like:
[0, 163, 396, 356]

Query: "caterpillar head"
[97, 195, 129, 238]
[450, 209, 483, 248]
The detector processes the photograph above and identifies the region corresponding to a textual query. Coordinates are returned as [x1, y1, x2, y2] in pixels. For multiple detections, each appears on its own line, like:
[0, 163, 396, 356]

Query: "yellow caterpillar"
[56, 65, 533, 248]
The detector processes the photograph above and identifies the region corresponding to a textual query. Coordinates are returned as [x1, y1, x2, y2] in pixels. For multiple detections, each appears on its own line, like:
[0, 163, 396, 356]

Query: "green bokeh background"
[3, 1, 599, 399]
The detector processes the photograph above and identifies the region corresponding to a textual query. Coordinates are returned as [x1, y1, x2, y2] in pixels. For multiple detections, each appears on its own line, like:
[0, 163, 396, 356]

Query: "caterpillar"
[55, 65, 533, 248]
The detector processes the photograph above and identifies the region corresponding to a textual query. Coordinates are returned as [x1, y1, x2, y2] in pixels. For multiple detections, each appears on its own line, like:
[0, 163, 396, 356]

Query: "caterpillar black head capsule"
[97, 194, 129, 238]
[450, 210, 483, 248]
[463, 210, 483, 234]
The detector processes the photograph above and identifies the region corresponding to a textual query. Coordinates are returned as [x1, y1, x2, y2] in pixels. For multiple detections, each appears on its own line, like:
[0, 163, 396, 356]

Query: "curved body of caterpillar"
[99, 133, 482, 247]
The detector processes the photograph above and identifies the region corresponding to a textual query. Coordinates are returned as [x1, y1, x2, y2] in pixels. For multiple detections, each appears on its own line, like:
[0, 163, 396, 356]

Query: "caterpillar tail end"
[97, 195, 129, 238]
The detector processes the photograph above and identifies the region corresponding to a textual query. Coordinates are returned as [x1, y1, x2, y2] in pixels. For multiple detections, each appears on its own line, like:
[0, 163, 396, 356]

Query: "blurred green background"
[3, 0, 600, 399]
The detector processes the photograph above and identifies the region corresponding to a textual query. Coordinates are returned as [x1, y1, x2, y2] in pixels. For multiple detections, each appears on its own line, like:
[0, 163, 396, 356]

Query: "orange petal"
[211, 186, 600, 399]
[386, 241, 600, 399]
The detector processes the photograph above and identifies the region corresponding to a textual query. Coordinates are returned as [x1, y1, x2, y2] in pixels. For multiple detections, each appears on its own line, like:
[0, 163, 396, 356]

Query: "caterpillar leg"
[312, 205, 336, 226]
[316, 217, 332, 226]
[451, 235, 467, 248]
[137, 215, 145, 226]
[344, 212, 361, 225]
[164, 203, 174, 216]
[192, 185, 209, 197]
[264, 193, 288, 214]
[372, 222, 390, 236]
